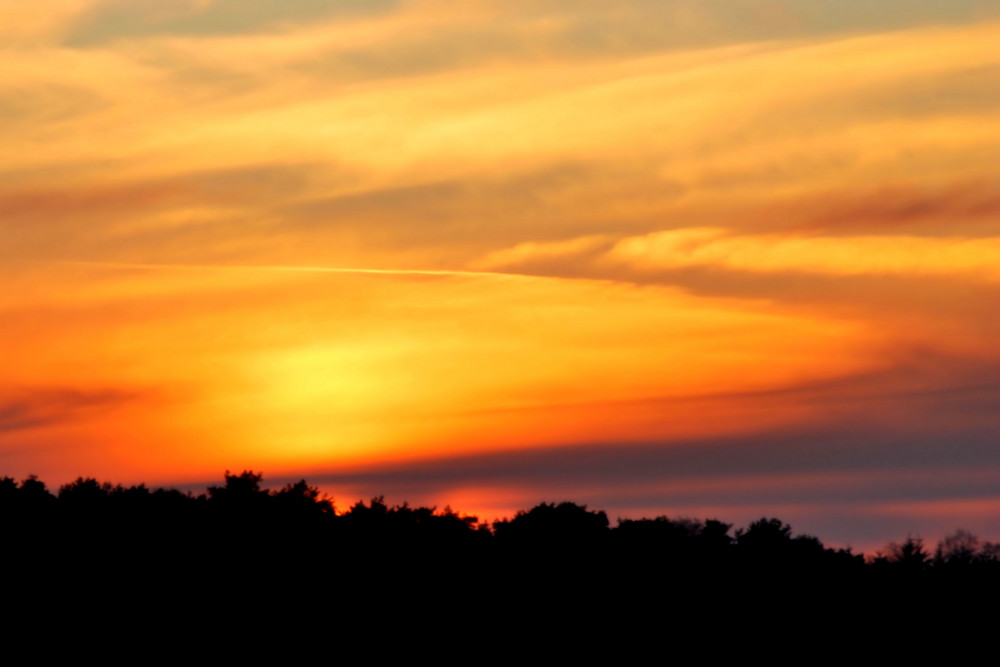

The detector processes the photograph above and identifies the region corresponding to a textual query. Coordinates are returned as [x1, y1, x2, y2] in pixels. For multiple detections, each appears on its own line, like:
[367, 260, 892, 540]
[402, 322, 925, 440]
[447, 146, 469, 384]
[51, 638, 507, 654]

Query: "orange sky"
[4, 1, 1000, 550]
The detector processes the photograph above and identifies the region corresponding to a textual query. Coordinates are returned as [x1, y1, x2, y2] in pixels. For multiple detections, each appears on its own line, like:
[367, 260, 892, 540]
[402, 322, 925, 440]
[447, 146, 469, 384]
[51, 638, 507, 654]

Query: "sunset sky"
[4, 1, 1000, 550]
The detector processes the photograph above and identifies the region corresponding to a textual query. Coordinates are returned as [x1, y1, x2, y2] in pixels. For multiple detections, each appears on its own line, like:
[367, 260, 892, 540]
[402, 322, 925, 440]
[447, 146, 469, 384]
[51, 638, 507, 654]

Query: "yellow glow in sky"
[4, 2, 1000, 548]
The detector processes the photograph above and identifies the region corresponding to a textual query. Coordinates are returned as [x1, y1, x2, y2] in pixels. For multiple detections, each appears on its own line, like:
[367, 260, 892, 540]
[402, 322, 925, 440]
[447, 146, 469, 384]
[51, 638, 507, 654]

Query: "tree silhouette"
[494, 501, 609, 543]
[273, 479, 334, 516]
[876, 535, 930, 573]
[1, 466, 999, 620]
[935, 529, 980, 568]
[209, 470, 267, 501]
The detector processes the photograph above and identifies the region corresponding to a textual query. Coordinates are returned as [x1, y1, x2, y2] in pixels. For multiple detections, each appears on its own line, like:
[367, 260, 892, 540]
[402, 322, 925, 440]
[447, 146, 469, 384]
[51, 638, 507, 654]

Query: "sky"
[3, 0, 1000, 551]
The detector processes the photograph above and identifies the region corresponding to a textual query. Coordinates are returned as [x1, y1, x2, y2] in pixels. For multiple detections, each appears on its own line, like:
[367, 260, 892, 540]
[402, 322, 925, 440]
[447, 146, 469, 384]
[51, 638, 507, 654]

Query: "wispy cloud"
[64, 0, 401, 46]
[4, 2, 1000, 546]
[0, 388, 142, 434]
[606, 228, 1000, 281]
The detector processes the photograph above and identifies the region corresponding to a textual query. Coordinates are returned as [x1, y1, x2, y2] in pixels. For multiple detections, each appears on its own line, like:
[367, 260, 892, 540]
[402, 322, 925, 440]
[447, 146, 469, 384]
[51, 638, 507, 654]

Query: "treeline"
[7, 471, 1000, 654]
[4, 469, 998, 575]
[7, 469, 995, 642]
[8, 470, 991, 646]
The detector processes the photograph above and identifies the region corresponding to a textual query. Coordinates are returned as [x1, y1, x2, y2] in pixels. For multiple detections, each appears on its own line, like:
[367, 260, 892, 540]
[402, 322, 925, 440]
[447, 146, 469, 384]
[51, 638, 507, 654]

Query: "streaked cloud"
[65, 0, 400, 45]
[606, 228, 1000, 281]
[0, 387, 141, 433]
[3, 2, 1000, 546]
[471, 235, 611, 272]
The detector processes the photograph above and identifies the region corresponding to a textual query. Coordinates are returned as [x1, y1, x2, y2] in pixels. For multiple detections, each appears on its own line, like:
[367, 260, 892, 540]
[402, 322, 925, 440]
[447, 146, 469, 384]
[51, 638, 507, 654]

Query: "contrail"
[54, 260, 539, 281]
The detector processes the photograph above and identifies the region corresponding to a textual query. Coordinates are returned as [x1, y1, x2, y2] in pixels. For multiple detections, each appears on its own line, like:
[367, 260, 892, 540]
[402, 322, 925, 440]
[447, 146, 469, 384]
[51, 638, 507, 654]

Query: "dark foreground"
[3, 471, 998, 649]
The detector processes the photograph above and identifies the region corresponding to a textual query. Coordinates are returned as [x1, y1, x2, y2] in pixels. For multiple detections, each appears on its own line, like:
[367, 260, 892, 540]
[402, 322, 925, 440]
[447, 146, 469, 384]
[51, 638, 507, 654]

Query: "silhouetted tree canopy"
[0, 468, 996, 619]
[494, 501, 609, 543]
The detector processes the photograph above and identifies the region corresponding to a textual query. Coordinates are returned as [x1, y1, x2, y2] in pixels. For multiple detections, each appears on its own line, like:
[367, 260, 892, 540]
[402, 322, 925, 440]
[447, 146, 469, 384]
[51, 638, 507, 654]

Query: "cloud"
[65, 0, 400, 45]
[5, 2, 1000, 549]
[470, 236, 612, 272]
[0, 388, 141, 434]
[604, 228, 1000, 282]
[54, 0, 1000, 53]
[298, 397, 1000, 550]
[0, 163, 319, 263]
[285, 349, 1000, 544]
